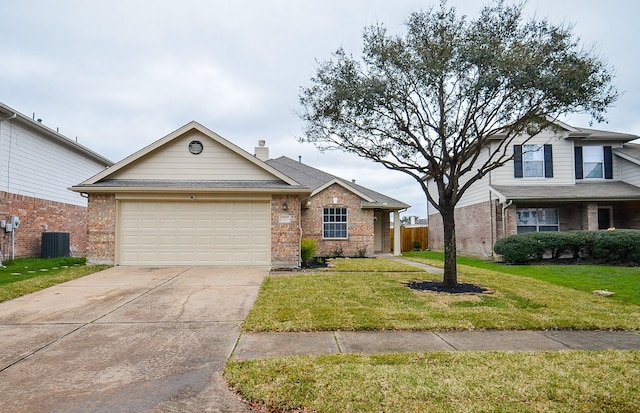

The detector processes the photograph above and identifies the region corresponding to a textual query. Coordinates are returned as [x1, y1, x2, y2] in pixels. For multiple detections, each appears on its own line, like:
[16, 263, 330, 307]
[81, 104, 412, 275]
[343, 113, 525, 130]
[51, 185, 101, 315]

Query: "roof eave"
[361, 203, 411, 210]
[0, 102, 114, 166]
[69, 186, 312, 195]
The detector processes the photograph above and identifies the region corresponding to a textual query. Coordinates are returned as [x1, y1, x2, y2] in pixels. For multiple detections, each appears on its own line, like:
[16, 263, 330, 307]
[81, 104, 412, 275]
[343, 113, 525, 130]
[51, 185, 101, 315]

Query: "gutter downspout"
[488, 190, 494, 258]
[501, 200, 513, 238]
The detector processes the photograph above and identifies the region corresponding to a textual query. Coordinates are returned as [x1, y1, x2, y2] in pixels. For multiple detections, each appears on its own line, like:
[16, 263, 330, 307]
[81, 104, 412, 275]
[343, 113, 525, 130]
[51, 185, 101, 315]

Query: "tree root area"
[406, 281, 494, 294]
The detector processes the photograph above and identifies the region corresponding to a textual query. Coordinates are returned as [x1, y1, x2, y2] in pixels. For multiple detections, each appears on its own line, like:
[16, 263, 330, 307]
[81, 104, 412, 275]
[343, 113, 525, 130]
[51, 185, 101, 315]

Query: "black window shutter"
[574, 147, 583, 179]
[604, 146, 613, 179]
[514, 145, 523, 178]
[544, 144, 553, 178]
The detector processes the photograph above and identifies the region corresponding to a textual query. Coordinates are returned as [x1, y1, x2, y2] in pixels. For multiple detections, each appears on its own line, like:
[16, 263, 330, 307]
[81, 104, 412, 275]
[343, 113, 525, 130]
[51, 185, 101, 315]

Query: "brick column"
[584, 202, 599, 230]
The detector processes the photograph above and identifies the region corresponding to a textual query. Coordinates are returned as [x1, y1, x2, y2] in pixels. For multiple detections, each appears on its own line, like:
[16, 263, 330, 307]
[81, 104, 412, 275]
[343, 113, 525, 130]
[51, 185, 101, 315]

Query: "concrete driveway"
[0, 266, 267, 412]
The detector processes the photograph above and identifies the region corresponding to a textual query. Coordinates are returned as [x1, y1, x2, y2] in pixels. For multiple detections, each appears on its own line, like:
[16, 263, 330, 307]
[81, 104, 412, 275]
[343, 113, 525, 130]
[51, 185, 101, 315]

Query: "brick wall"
[301, 184, 374, 257]
[86, 193, 116, 264]
[429, 199, 498, 257]
[431, 199, 640, 258]
[0, 191, 87, 259]
[271, 194, 301, 267]
[615, 201, 640, 229]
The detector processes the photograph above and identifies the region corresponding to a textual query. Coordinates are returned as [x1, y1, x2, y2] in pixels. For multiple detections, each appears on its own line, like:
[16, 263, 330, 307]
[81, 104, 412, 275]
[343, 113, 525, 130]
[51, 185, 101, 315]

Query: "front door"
[374, 212, 383, 252]
[597, 207, 612, 230]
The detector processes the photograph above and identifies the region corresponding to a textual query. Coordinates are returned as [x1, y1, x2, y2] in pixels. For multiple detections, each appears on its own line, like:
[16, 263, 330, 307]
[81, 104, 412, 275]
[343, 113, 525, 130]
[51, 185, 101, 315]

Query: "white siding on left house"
[0, 120, 108, 206]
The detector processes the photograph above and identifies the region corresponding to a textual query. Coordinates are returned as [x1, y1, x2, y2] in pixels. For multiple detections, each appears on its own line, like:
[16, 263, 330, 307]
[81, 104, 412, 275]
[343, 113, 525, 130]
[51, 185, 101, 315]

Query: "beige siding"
[620, 158, 640, 186]
[111, 131, 277, 181]
[456, 148, 491, 209]
[490, 132, 575, 185]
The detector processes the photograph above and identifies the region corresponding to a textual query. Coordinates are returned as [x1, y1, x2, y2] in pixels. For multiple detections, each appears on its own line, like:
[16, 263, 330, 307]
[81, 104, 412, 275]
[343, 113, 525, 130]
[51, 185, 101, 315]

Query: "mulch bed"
[406, 281, 495, 295]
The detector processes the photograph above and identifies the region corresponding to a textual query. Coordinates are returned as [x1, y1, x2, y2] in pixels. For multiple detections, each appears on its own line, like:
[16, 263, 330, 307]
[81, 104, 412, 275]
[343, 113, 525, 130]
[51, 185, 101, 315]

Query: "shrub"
[592, 229, 640, 265]
[300, 238, 317, 266]
[331, 246, 344, 258]
[493, 233, 547, 264]
[494, 229, 640, 264]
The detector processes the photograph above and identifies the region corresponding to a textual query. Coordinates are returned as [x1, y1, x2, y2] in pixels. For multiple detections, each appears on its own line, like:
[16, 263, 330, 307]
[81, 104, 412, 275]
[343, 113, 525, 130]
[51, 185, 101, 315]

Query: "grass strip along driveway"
[0, 257, 110, 302]
[226, 256, 640, 412]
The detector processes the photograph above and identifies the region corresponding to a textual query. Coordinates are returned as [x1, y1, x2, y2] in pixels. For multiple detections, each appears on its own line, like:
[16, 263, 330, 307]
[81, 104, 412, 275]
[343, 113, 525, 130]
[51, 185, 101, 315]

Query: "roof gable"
[313, 178, 375, 202]
[81, 121, 299, 185]
[487, 118, 638, 143]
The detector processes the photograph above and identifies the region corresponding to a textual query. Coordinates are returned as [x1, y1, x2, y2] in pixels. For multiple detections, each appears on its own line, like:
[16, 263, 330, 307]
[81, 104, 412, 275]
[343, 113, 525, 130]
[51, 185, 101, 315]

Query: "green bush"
[300, 238, 317, 266]
[494, 229, 640, 264]
[493, 233, 547, 264]
[592, 230, 640, 265]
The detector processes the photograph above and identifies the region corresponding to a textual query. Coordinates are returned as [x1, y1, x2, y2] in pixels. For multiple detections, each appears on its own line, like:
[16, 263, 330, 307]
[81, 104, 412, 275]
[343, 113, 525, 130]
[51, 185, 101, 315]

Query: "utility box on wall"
[41, 232, 70, 258]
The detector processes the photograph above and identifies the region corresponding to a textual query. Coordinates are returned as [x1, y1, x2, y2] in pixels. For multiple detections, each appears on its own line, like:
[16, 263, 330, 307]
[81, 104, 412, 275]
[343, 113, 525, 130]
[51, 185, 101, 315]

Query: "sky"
[1, 0, 638, 218]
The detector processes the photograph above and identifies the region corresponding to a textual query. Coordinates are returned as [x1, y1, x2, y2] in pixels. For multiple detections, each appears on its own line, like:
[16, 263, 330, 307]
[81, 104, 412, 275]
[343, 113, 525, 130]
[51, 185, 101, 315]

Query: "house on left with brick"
[0, 102, 113, 260]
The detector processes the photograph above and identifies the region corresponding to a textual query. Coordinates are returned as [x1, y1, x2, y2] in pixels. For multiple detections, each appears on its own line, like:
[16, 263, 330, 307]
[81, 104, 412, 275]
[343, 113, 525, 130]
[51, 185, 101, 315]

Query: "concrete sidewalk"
[234, 257, 640, 360]
[232, 330, 640, 360]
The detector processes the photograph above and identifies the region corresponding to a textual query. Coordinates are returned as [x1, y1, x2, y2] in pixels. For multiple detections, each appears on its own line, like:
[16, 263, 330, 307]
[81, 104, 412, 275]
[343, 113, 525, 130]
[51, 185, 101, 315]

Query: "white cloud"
[1, 0, 638, 218]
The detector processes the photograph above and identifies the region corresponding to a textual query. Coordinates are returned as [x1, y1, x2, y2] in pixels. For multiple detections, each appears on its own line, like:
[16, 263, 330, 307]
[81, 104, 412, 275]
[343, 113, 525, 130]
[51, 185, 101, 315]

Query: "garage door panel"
[119, 200, 270, 266]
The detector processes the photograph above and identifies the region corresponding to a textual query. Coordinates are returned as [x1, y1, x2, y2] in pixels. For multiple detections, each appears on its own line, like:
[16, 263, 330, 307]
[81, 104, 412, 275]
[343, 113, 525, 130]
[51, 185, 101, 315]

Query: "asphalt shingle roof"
[73, 179, 303, 190]
[266, 156, 410, 209]
[614, 142, 640, 163]
[491, 181, 640, 201]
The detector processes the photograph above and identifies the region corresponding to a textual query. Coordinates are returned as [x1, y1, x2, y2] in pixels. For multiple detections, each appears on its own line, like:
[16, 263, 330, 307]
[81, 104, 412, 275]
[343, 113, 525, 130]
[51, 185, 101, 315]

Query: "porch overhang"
[490, 182, 640, 203]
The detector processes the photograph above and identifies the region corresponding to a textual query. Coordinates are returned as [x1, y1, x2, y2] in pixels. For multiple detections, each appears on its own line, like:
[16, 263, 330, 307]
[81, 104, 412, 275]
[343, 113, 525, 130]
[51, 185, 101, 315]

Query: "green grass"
[231, 256, 640, 412]
[243, 258, 639, 331]
[403, 251, 640, 305]
[326, 256, 425, 272]
[0, 257, 110, 302]
[225, 350, 640, 413]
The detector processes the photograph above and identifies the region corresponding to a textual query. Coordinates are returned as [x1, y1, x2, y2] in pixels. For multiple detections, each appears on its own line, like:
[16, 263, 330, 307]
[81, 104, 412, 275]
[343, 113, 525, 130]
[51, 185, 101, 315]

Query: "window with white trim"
[323, 207, 348, 239]
[522, 144, 544, 177]
[516, 208, 559, 233]
[583, 146, 604, 178]
[514, 144, 553, 178]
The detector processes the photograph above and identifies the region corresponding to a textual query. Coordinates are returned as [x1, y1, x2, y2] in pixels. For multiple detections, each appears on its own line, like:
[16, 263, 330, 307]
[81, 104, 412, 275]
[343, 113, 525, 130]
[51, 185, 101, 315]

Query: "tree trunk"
[441, 206, 458, 289]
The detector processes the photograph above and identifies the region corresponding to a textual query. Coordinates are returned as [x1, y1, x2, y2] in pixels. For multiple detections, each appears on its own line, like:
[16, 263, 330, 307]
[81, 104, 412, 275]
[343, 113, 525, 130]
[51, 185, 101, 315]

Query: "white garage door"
[119, 201, 270, 266]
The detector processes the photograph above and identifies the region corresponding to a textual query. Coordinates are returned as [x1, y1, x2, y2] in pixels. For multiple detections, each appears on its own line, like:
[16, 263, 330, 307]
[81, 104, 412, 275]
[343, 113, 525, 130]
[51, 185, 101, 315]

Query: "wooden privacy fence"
[390, 226, 429, 252]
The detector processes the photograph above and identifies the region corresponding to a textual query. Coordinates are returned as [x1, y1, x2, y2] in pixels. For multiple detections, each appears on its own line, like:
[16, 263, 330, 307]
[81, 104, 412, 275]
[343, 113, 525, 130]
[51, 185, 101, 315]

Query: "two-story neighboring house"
[427, 120, 640, 257]
[0, 102, 113, 259]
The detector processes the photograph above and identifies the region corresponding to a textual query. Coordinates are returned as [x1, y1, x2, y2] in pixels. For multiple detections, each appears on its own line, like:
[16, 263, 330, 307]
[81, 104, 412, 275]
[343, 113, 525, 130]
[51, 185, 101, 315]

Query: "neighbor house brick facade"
[72, 122, 408, 267]
[0, 102, 112, 260]
[427, 120, 640, 257]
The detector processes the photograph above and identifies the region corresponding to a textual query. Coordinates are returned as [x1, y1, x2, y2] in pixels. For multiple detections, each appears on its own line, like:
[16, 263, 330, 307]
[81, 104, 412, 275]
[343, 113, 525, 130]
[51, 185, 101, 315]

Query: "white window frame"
[583, 146, 604, 179]
[323, 207, 348, 239]
[516, 207, 559, 233]
[522, 144, 544, 177]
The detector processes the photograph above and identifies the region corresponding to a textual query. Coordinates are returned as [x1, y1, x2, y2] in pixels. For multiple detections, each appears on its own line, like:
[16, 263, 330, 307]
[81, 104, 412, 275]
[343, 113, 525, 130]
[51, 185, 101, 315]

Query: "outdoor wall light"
[282, 202, 288, 210]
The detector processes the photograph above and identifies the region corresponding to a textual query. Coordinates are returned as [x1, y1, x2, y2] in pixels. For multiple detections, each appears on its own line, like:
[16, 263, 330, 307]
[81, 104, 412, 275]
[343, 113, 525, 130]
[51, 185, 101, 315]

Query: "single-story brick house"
[71, 121, 408, 267]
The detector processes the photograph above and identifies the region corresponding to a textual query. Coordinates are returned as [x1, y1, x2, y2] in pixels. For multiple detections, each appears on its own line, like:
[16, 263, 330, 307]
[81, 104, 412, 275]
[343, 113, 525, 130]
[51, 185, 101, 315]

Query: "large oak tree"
[298, 1, 618, 288]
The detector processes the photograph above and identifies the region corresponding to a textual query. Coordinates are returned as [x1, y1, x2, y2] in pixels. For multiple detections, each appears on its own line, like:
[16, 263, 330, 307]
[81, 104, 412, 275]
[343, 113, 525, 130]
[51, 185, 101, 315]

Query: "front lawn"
[231, 257, 640, 412]
[225, 350, 640, 413]
[403, 250, 640, 305]
[242, 258, 639, 332]
[0, 257, 110, 302]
